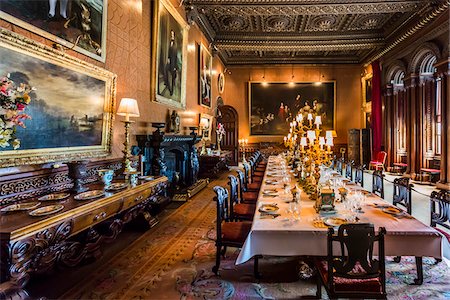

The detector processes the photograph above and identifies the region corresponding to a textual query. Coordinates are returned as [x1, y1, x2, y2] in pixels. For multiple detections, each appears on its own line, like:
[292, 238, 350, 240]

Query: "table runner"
[236, 156, 442, 264]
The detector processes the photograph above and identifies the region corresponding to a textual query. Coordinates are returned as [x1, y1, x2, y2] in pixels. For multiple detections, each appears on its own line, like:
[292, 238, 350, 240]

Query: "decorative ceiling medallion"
[266, 16, 292, 32]
[220, 15, 248, 31]
[309, 15, 339, 31]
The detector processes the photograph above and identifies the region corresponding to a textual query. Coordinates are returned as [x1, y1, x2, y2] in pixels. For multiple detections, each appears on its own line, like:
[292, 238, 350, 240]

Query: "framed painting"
[218, 72, 225, 94]
[249, 81, 335, 136]
[0, 29, 116, 167]
[152, 0, 187, 109]
[0, 0, 107, 62]
[199, 113, 213, 141]
[199, 43, 212, 107]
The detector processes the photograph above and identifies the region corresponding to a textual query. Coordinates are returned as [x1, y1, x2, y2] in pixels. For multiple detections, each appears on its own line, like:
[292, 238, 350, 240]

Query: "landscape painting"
[249, 82, 335, 136]
[0, 30, 115, 167]
[0, 0, 107, 61]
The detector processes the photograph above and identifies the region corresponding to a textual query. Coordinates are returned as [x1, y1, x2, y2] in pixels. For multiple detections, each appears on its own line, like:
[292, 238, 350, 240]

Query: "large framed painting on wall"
[152, 0, 187, 109]
[199, 43, 212, 108]
[0, 0, 107, 62]
[0, 29, 116, 167]
[249, 82, 335, 136]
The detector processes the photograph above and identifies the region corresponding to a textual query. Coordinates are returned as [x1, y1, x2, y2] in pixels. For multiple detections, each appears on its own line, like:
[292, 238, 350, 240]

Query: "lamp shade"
[314, 116, 322, 125]
[307, 113, 313, 120]
[199, 118, 209, 127]
[300, 137, 308, 146]
[117, 98, 140, 121]
[307, 130, 316, 140]
[326, 138, 334, 146]
[319, 136, 325, 145]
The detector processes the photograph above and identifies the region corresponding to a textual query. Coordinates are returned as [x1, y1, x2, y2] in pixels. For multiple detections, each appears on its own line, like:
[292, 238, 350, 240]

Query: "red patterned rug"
[61, 175, 450, 300]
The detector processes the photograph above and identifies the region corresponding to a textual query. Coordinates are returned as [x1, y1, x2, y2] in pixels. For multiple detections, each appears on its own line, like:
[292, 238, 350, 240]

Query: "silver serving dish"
[0, 202, 41, 213]
[138, 176, 155, 181]
[105, 182, 128, 191]
[29, 204, 64, 217]
[74, 190, 105, 201]
[38, 193, 70, 201]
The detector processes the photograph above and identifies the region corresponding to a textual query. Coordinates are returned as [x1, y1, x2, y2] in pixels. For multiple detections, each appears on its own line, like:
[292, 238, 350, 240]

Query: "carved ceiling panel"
[186, 0, 447, 64]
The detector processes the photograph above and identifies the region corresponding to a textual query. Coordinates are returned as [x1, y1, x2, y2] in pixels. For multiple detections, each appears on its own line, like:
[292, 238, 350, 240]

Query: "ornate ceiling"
[184, 0, 447, 65]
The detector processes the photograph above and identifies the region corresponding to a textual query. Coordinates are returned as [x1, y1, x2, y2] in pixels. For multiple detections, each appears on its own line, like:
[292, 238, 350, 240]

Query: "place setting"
[259, 203, 280, 219]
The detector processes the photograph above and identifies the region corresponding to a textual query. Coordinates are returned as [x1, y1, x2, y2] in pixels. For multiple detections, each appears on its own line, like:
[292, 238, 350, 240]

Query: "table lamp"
[117, 98, 140, 173]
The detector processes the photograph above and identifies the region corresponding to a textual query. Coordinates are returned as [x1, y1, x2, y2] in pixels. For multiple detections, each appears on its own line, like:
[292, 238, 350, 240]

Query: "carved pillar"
[384, 84, 394, 167]
[436, 58, 450, 190]
[404, 74, 420, 176]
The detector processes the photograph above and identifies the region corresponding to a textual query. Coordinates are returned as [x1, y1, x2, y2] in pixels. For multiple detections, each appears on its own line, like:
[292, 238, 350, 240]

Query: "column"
[403, 74, 420, 177]
[436, 58, 450, 190]
[384, 84, 394, 168]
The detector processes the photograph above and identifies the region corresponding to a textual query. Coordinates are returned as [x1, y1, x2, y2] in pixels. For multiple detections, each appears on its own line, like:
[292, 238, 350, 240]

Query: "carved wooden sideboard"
[198, 150, 233, 179]
[0, 176, 169, 298]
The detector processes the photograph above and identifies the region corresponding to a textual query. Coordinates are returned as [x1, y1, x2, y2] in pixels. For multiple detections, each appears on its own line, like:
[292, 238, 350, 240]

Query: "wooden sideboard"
[198, 150, 232, 179]
[0, 176, 169, 297]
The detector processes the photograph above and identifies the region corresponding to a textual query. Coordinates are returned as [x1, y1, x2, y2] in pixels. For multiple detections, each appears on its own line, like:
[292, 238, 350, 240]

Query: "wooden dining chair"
[212, 186, 253, 275]
[236, 169, 259, 204]
[336, 159, 344, 175]
[355, 164, 365, 187]
[345, 160, 354, 181]
[314, 223, 387, 299]
[393, 177, 413, 214]
[372, 170, 384, 199]
[330, 155, 337, 170]
[430, 190, 450, 247]
[243, 162, 263, 186]
[228, 175, 256, 221]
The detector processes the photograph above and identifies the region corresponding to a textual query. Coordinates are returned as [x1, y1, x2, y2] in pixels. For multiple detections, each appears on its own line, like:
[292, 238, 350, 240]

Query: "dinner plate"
[259, 204, 279, 214]
[0, 202, 41, 213]
[29, 204, 64, 217]
[105, 182, 128, 191]
[138, 176, 155, 181]
[265, 180, 279, 185]
[323, 217, 347, 227]
[38, 193, 71, 202]
[74, 190, 105, 201]
[263, 189, 277, 193]
[382, 207, 403, 215]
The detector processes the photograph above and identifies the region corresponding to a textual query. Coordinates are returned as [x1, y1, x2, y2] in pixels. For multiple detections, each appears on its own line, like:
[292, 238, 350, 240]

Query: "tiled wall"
[0, 0, 224, 174]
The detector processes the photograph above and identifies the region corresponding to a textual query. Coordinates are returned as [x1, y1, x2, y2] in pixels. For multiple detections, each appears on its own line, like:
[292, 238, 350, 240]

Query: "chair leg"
[394, 256, 401, 263]
[221, 246, 227, 258]
[434, 258, 442, 265]
[316, 276, 322, 298]
[254, 255, 262, 279]
[212, 244, 221, 275]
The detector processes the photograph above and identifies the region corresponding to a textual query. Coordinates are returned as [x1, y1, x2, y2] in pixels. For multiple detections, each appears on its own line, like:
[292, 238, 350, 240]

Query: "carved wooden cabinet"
[0, 176, 169, 296]
[198, 150, 232, 179]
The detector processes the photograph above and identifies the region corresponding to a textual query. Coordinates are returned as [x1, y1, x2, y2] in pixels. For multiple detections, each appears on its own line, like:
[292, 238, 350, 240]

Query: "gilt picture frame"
[249, 81, 336, 136]
[199, 113, 213, 141]
[199, 43, 212, 108]
[0, 0, 107, 62]
[152, 0, 187, 110]
[0, 29, 116, 167]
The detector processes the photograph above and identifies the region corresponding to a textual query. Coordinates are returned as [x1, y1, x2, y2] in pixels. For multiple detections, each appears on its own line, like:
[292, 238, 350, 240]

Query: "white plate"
[323, 217, 347, 227]
[1, 202, 41, 212]
[259, 204, 279, 214]
[29, 204, 64, 217]
[382, 207, 403, 215]
[38, 193, 70, 201]
[74, 190, 105, 201]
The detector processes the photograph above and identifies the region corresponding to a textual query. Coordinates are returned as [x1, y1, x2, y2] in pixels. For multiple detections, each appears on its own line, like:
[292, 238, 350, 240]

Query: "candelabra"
[238, 138, 248, 163]
[117, 98, 140, 174]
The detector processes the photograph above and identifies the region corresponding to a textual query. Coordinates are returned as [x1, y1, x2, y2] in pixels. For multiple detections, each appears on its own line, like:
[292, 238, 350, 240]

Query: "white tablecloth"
[236, 156, 443, 265]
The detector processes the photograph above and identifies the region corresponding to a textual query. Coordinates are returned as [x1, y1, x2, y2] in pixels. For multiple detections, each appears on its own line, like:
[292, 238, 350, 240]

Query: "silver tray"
[105, 182, 128, 191]
[138, 176, 155, 181]
[29, 204, 64, 217]
[38, 193, 71, 201]
[74, 190, 105, 201]
[1, 202, 41, 212]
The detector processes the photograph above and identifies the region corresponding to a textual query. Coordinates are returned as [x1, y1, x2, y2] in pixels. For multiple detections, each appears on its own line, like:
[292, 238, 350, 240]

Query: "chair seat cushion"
[242, 191, 258, 203]
[221, 221, 252, 243]
[252, 176, 263, 182]
[234, 203, 256, 218]
[435, 227, 450, 243]
[421, 168, 441, 174]
[254, 171, 265, 177]
[248, 182, 261, 191]
[369, 161, 382, 165]
[259, 161, 267, 166]
[315, 259, 382, 293]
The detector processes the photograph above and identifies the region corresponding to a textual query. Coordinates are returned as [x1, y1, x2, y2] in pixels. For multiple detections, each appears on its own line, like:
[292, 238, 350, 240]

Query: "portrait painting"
[199, 43, 212, 107]
[0, 0, 107, 62]
[199, 113, 213, 141]
[0, 29, 115, 167]
[154, 0, 187, 109]
[365, 77, 372, 103]
[249, 82, 335, 136]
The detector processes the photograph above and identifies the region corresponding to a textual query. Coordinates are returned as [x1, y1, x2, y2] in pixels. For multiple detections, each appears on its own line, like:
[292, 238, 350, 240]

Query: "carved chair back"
[372, 170, 384, 199]
[243, 163, 252, 183]
[330, 156, 337, 170]
[430, 190, 450, 231]
[236, 169, 248, 198]
[345, 160, 353, 181]
[326, 223, 386, 297]
[393, 177, 413, 214]
[228, 175, 240, 220]
[336, 159, 343, 174]
[213, 186, 229, 240]
[355, 164, 365, 187]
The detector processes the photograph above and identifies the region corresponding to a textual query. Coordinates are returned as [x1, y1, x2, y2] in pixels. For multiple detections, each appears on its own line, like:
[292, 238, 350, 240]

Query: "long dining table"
[236, 155, 443, 285]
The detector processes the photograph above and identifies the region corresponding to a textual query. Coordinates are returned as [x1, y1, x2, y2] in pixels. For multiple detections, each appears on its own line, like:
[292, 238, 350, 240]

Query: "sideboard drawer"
[122, 188, 153, 211]
[72, 201, 123, 234]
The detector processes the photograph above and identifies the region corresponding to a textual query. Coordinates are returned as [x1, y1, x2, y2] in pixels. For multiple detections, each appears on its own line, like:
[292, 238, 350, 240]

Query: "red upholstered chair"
[228, 175, 255, 221]
[212, 186, 253, 275]
[369, 151, 387, 171]
[314, 223, 387, 299]
[236, 170, 259, 204]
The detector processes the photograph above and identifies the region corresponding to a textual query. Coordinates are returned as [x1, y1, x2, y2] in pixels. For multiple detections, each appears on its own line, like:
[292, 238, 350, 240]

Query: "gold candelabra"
[238, 138, 248, 163]
[117, 98, 140, 174]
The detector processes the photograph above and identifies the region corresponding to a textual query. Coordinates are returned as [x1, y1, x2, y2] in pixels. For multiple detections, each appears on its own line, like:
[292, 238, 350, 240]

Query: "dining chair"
[243, 162, 263, 186]
[314, 223, 387, 299]
[228, 175, 256, 221]
[212, 186, 254, 276]
[345, 160, 354, 181]
[355, 164, 365, 187]
[330, 155, 337, 170]
[372, 170, 384, 199]
[249, 158, 265, 178]
[336, 159, 344, 175]
[369, 151, 387, 171]
[393, 177, 413, 214]
[236, 169, 259, 203]
[430, 190, 450, 247]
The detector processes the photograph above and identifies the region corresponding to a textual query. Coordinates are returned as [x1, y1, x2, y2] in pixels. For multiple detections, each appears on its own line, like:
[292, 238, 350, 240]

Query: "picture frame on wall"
[0, 0, 107, 62]
[0, 29, 116, 167]
[199, 113, 213, 141]
[249, 81, 336, 136]
[218, 72, 225, 94]
[199, 43, 212, 108]
[152, 0, 187, 110]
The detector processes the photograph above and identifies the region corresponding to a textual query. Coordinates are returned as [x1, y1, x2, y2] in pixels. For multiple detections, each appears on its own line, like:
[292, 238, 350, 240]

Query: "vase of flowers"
[0, 74, 34, 149]
[216, 122, 225, 153]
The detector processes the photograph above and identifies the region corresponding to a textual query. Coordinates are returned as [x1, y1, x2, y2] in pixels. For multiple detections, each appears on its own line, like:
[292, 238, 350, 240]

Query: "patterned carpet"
[61, 174, 450, 300]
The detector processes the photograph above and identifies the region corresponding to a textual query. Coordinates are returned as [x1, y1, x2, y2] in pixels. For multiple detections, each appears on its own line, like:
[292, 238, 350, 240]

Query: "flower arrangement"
[0, 74, 34, 149]
[216, 122, 226, 152]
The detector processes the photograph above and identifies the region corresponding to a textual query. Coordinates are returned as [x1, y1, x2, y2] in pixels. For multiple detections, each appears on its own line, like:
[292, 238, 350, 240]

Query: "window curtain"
[371, 60, 382, 158]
